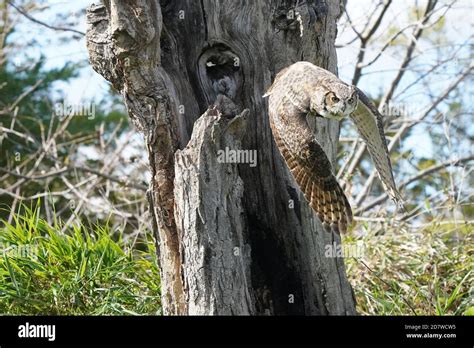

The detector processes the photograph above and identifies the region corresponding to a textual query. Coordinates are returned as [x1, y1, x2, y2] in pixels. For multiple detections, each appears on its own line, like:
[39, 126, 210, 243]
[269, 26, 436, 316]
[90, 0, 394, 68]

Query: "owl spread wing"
[265, 62, 403, 233]
[269, 111, 352, 234]
[352, 88, 404, 206]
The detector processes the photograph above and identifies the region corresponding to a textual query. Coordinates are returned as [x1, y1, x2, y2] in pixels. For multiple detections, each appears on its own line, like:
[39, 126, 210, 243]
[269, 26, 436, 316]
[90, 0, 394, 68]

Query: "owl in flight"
[264, 61, 403, 234]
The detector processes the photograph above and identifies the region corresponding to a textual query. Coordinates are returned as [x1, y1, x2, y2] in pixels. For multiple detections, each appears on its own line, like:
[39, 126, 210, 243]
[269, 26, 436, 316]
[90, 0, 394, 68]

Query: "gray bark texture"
[86, 0, 356, 315]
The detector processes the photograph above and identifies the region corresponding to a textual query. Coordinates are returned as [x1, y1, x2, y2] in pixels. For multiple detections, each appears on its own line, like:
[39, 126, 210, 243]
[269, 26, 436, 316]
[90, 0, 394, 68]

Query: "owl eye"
[331, 95, 339, 103]
[348, 97, 354, 104]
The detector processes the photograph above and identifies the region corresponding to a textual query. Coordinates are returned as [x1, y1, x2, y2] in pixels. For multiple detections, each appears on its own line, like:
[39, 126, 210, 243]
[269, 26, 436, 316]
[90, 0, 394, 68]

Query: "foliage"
[0, 203, 161, 315]
[0, 0, 472, 317]
[0, 2, 138, 229]
[2, 203, 472, 316]
[344, 222, 473, 315]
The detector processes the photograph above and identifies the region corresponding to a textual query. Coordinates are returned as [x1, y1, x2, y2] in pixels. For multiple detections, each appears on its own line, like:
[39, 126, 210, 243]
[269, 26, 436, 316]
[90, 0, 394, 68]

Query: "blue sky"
[10, 0, 109, 103]
[13, 1, 471, 100]
[9, 0, 472, 163]
[337, 0, 472, 161]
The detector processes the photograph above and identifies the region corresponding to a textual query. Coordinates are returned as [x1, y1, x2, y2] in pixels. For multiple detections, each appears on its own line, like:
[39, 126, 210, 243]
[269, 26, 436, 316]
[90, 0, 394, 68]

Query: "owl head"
[310, 84, 358, 120]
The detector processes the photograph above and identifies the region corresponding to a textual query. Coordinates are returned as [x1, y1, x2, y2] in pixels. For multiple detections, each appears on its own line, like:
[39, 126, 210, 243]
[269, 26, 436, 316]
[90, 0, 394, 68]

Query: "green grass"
[344, 221, 473, 315]
[0, 205, 161, 315]
[1, 204, 472, 316]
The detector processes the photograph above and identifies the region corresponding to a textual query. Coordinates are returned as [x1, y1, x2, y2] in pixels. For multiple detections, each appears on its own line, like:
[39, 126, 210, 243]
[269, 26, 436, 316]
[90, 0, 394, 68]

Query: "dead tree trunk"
[86, 0, 356, 315]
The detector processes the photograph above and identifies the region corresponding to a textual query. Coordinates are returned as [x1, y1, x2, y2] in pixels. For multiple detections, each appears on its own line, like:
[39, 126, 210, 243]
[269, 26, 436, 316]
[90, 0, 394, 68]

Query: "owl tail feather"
[287, 160, 353, 234]
[307, 176, 353, 234]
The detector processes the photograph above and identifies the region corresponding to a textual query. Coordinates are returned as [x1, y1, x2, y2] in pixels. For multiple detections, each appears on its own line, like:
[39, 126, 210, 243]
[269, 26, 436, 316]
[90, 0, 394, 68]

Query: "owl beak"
[309, 110, 323, 118]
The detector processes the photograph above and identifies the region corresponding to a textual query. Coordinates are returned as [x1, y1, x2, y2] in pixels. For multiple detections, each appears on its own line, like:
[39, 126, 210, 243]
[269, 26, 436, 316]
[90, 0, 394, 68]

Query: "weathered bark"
[86, 0, 356, 315]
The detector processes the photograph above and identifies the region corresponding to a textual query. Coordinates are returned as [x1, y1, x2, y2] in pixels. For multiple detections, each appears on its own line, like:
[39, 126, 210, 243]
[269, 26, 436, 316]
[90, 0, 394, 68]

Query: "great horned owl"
[264, 61, 403, 234]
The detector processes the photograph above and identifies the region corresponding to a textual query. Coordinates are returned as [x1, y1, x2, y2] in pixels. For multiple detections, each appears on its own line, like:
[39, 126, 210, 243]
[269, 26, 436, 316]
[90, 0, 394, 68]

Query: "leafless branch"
[356, 154, 474, 214]
[351, 0, 393, 85]
[6, 1, 85, 36]
[353, 65, 472, 205]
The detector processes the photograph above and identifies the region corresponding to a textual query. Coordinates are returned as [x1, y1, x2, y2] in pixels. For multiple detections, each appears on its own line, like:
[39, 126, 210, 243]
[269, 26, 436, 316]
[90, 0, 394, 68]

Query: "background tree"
[0, 0, 149, 234]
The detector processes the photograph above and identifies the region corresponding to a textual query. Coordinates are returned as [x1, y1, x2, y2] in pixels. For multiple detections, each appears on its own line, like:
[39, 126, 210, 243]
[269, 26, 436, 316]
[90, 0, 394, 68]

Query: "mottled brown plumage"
[265, 62, 402, 234]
